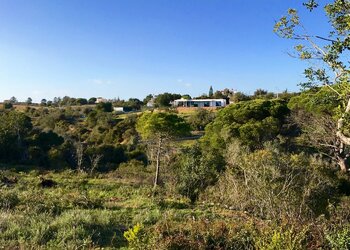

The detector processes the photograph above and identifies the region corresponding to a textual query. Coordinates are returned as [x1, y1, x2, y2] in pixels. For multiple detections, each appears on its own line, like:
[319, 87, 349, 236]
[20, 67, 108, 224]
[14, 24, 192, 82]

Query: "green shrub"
[326, 225, 350, 250]
[256, 226, 309, 250]
[0, 190, 20, 209]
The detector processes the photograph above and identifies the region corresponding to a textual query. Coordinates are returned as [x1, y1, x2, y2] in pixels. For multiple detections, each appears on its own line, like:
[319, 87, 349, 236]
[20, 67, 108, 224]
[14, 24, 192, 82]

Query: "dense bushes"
[0, 106, 142, 171]
[0, 111, 32, 162]
[2, 91, 350, 248]
[204, 141, 339, 221]
[174, 145, 218, 203]
[202, 99, 290, 151]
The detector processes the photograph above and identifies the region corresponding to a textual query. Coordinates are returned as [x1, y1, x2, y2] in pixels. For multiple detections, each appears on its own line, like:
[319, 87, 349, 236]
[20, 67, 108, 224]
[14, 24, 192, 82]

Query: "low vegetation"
[1, 0, 350, 249]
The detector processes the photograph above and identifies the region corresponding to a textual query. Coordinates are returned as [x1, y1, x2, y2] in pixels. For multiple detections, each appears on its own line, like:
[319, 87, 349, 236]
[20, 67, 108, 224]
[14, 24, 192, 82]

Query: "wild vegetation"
[1, 0, 350, 249]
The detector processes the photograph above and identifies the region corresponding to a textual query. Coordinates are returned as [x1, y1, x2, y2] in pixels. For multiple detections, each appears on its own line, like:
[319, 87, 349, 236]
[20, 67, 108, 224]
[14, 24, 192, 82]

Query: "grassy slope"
[0, 167, 255, 249]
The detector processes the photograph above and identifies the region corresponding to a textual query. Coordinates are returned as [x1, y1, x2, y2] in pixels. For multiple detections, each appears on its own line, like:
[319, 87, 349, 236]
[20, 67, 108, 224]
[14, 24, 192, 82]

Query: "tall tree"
[275, 0, 350, 171]
[136, 112, 190, 188]
[209, 86, 214, 97]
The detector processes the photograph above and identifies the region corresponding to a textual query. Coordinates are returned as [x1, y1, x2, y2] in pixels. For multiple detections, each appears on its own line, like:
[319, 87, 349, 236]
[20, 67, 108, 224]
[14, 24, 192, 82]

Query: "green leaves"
[274, 9, 300, 39]
[303, 0, 319, 11]
[136, 112, 191, 139]
[202, 99, 289, 150]
[276, 0, 350, 93]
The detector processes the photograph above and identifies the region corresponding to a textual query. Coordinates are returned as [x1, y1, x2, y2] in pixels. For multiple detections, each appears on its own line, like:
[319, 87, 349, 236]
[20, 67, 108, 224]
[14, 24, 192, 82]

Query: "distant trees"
[136, 112, 191, 188]
[41, 99, 47, 106]
[181, 94, 191, 100]
[143, 94, 153, 105]
[26, 97, 33, 105]
[209, 86, 214, 97]
[253, 89, 268, 97]
[230, 92, 250, 103]
[76, 98, 88, 105]
[154, 93, 181, 107]
[88, 97, 97, 104]
[124, 98, 143, 110]
[9, 96, 17, 104]
[96, 102, 113, 112]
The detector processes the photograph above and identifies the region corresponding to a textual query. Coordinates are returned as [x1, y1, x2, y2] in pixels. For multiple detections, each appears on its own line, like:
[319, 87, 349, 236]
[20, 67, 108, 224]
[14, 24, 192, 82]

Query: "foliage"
[137, 112, 191, 139]
[175, 145, 218, 203]
[256, 226, 309, 250]
[154, 93, 181, 107]
[202, 99, 289, 151]
[0, 110, 32, 161]
[137, 112, 191, 188]
[96, 102, 113, 112]
[208, 86, 214, 97]
[187, 108, 215, 131]
[124, 223, 142, 248]
[275, 0, 350, 172]
[3, 102, 13, 109]
[205, 141, 338, 221]
[230, 91, 251, 103]
[326, 225, 350, 250]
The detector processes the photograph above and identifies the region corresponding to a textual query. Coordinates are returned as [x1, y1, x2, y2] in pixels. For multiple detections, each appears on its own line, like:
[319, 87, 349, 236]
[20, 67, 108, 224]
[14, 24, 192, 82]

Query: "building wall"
[173, 99, 226, 108]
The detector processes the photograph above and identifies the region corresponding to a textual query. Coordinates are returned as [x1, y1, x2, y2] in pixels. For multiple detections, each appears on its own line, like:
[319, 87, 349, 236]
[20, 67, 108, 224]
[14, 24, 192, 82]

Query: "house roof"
[174, 98, 226, 102]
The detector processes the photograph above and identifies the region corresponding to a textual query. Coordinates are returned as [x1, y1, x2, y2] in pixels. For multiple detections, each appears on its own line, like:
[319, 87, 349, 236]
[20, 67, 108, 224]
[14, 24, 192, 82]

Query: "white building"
[96, 97, 107, 103]
[173, 98, 227, 108]
[113, 107, 132, 113]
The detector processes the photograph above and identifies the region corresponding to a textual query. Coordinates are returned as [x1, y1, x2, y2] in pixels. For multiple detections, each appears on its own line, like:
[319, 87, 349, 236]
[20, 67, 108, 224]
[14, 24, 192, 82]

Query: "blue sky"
[0, 0, 330, 102]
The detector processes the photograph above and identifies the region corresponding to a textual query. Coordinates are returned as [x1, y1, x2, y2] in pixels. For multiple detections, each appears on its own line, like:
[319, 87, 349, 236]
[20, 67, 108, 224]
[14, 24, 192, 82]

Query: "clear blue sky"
[0, 0, 330, 102]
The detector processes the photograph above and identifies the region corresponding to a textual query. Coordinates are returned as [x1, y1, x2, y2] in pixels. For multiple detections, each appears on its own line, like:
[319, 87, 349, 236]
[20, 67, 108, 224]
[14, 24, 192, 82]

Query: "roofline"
[173, 99, 227, 102]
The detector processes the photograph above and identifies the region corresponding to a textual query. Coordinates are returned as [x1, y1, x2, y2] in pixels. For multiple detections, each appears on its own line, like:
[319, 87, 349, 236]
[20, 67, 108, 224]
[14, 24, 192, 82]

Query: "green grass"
[0, 167, 248, 249]
[0, 165, 341, 249]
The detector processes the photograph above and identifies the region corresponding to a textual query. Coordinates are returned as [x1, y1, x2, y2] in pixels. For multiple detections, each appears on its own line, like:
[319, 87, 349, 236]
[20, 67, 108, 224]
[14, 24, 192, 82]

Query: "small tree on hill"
[26, 97, 32, 105]
[136, 112, 191, 188]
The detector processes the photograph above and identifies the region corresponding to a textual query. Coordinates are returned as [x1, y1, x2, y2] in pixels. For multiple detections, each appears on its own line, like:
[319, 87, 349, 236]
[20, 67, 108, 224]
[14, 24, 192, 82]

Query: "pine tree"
[209, 86, 213, 97]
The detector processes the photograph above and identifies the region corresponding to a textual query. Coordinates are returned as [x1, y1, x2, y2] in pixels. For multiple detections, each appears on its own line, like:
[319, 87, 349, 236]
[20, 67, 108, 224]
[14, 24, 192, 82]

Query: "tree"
[154, 93, 181, 107]
[26, 97, 32, 105]
[213, 91, 225, 99]
[181, 94, 191, 100]
[188, 108, 216, 131]
[0, 111, 32, 161]
[88, 97, 97, 104]
[176, 144, 218, 203]
[96, 102, 113, 112]
[230, 92, 250, 103]
[253, 89, 268, 98]
[3, 102, 13, 109]
[209, 86, 214, 97]
[41, 99, 47, 106]
[275, 0, 350, 171]
[125, 98, 143, 110]
[9, 96, 17, 104]
[76, 98, 88, 105]
[202, 99, 290, 151]
[136, 112, 191, 188]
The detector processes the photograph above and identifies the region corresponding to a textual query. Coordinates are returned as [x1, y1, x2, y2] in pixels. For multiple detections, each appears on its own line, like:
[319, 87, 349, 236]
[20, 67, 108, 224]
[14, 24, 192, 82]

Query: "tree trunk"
[335, 98, 350, 172]
[338, 157, 348, 172]
[154, 137, 162, 188]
